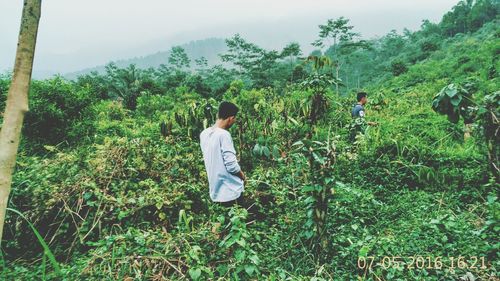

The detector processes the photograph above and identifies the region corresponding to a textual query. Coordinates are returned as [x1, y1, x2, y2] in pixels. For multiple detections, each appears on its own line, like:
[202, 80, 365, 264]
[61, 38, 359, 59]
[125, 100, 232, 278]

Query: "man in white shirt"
[200, 101, 246, 207]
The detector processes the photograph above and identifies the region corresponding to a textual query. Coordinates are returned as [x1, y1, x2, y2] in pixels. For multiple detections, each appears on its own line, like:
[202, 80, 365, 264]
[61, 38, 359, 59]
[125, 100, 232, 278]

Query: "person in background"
[352, 92, 377, 125]
[352, 92, 367, 118]
[200, 101, 246, 207]
[349, 92, 377, 142]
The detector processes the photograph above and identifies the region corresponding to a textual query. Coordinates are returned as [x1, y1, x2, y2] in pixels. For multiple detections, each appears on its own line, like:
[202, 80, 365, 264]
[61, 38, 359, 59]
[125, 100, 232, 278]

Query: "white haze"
[0, 0, 458, 78]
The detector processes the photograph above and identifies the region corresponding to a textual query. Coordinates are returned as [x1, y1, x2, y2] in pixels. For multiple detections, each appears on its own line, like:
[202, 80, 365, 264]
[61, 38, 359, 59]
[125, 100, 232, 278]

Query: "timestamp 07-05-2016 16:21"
[357, 256, 490, 271]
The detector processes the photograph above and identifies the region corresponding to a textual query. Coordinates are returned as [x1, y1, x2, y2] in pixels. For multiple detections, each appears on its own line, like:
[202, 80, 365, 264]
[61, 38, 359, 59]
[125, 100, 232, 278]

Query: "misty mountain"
[64, 38, 228, 80]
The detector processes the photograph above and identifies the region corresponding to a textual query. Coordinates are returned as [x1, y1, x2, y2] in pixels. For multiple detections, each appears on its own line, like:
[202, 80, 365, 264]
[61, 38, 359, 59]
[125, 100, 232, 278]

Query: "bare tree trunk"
[0, 0, 42, 244]
[335, 66, 339, 93]
[345, 71, 349, 91]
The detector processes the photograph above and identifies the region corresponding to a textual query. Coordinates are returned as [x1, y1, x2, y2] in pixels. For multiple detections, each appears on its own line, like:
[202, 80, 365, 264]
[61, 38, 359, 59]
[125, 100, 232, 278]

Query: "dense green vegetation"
[0, 1, 498, 280]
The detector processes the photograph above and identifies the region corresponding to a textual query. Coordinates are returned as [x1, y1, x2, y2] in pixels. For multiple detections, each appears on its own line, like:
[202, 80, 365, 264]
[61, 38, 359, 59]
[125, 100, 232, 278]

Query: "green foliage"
[168, 46, 191, 69]
[0, 73, 10, 113]
[347, 116, 367, 142]
[313, 17, 359, 49]
[432, 83, 475, 123]
[218, 208, 260, 279]
[440, 0, 499, 36]
[300, 72, 338, 93]
[391, 60, 408, 76]
[220, 34, 287, 88]
[104, 63, 157, 110]
[252, 138, 281, 161]
[292, 138, 337, 254]
[477, 91, 500, 141]
[5, 208, 61, 277]
[23, 77, 95, 150]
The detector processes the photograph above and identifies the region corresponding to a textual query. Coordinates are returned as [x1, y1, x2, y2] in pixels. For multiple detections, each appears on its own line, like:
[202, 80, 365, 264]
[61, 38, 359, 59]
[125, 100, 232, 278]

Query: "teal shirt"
[351, 104, 365, 118]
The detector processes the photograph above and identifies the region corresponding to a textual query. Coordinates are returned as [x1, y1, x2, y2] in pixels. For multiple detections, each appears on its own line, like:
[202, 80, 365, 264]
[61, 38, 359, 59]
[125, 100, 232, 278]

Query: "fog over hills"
[64, 38, 229, 80]
[0, 0, 458, 79]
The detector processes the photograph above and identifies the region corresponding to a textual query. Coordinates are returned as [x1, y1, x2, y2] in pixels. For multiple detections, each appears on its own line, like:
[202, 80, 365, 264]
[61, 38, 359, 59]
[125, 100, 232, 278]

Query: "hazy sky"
[0, 0, 459, 76]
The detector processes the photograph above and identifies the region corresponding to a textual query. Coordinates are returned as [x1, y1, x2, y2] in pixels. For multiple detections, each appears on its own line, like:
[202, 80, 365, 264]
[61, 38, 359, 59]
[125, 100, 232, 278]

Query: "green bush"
[22, 77, 96, 150]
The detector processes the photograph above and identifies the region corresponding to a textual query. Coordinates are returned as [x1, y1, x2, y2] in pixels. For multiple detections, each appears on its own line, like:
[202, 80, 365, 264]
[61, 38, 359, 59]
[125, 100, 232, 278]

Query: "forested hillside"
[65, 38, 228, 80]
[0, 0, 498, 280]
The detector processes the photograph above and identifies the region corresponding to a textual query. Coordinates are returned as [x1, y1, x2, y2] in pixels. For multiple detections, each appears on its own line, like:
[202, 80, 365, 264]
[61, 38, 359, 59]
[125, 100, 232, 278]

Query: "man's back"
[351, 104, 365, 118]
[200, 126, 243, 202]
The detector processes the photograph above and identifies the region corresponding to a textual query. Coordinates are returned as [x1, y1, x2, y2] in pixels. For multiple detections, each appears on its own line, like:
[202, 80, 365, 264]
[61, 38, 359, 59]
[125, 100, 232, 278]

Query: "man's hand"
[237, 171, 246, 182]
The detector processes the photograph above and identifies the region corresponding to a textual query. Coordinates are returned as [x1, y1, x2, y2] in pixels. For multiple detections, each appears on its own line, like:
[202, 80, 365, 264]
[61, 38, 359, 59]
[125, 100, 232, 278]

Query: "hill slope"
[65, 37, 228, 79]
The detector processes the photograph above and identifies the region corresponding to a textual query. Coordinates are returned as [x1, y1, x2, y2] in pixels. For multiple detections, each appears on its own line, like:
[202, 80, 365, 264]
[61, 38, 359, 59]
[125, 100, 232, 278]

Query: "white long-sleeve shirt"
[200, 126, 244, 202]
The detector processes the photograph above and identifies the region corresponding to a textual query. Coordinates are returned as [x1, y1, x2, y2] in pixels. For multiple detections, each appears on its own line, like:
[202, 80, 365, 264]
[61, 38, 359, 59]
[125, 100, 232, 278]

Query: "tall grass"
[6, 208, 61, 277]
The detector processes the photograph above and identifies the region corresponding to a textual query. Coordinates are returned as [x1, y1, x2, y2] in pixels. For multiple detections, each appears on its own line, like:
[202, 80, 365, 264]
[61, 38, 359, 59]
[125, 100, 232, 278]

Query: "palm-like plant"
[105, 64, 144, 110]
[300, 55, 341, 126]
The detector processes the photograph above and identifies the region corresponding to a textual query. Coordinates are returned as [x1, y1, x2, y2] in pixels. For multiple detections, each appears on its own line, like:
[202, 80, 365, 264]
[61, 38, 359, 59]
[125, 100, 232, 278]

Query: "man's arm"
[359, 108, 377, 125]
[220, 132, 244, 180]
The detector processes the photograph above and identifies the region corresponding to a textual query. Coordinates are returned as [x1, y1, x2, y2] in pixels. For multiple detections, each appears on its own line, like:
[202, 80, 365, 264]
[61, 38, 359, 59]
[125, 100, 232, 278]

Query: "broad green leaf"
[450, 95, 462, 106]
[359, 245, 370, 257]
[188, 268, 202, 280]
[244, 265, 256, 276]
[252, 144, 261, 156]
[235, 249, 246, 261]
[445, 85, 457, 97]
[262, 146, 270, 157]
[302, 185, 315, 192]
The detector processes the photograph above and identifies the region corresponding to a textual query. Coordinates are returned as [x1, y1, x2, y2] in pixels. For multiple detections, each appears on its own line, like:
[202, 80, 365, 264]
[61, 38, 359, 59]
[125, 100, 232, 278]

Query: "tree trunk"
[0, 0, 41, 244]
[335, 63, 340, 94]
[345, 71, 349, 91]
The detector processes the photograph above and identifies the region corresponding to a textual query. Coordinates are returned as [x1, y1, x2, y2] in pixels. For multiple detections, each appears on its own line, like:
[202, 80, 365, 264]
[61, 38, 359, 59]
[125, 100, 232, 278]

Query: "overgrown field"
[0, 2, 498, 280]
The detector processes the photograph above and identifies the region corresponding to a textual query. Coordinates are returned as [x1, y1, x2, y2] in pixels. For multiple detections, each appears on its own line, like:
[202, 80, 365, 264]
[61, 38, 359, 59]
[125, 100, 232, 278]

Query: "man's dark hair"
[357, 92, 367, 102]
[218, 101, 239, 119]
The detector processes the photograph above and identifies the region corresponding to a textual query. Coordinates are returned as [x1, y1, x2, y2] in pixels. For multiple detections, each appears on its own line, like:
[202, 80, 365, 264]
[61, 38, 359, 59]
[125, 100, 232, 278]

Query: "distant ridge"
[65, 37, 227, 80]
